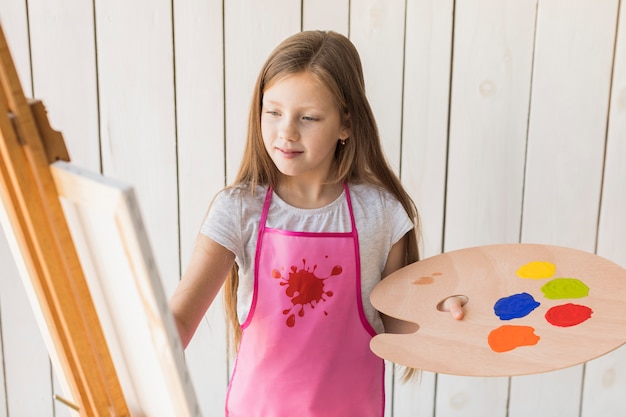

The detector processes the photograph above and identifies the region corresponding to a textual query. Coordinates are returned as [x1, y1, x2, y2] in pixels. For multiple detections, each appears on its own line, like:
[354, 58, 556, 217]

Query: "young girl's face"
[261, 71, 350, 185]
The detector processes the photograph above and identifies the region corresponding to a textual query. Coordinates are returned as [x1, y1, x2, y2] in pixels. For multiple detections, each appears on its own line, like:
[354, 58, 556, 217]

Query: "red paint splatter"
[488, 325, 540, 352]
[271, 259, 342, 327]
[545, 303, 593, 327]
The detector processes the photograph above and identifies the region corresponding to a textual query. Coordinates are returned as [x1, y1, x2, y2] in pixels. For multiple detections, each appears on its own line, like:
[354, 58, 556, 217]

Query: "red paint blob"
[545, 303, 593, 327]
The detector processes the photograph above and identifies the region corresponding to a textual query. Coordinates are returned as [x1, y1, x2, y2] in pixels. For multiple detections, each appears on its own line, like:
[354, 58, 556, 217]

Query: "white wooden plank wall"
[0, 1, 624, 416]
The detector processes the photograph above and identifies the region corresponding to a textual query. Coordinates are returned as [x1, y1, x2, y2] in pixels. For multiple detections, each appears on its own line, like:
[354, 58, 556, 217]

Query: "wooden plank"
[509, 370, 580, 416]
[437, 0, 537, 415]
[350, 0, 406, 171]
[50, 160, 201, 417]
[521, 0, 618, 248]
[596, 0, 626, 273]
[173, 1, 229, 416]
[581, 1, 626, 415]
[303, 0, 349, 35]
[514, 0, 620, 416]
[28, 0, 100, 170]
[0, 0, 31, 97]
[444, 0, 535, 251]
[394, 0, 453, 415]
[174, 0, 226, 282]
[391, 371, 436, 417]
[223, 0, 301, 183]
[94, 0, 179, 296]
[436, 376, 509, 416]
[399, 0, 453, 259]
[581, 345, 626, 416]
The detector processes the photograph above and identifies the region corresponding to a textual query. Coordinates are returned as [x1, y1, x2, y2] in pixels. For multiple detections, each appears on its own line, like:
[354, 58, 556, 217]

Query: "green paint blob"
[541, 278, 589, 299]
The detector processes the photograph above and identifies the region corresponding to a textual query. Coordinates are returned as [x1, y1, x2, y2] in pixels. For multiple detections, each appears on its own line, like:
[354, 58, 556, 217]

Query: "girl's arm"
[169, 233, 235, 349]
[380, 235, 464, 334]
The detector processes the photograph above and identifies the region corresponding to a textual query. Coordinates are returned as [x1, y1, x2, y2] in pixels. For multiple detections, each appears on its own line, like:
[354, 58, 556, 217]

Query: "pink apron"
[225, 185, 385, 417]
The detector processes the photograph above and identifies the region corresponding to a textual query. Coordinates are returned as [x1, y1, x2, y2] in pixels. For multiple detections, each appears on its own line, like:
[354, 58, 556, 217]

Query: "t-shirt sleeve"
[200, 188, 243, 261]
[386, 194, 415, 246]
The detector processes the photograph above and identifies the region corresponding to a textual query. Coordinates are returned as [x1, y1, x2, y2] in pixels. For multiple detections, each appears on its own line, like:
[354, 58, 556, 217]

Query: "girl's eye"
[265, 110, 280, 116]
[302, 116, 318, 121]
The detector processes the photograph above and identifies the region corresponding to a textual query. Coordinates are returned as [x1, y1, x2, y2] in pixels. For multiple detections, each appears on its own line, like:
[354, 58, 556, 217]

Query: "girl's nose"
[279, 118, 299, 141]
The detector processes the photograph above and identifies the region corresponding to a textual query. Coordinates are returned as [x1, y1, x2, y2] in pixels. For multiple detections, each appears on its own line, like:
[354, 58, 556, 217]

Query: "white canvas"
[1, 160, 203, 417]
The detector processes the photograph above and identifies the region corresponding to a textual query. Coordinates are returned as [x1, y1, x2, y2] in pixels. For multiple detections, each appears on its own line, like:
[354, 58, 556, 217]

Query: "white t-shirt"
[201, 182, 414, 333]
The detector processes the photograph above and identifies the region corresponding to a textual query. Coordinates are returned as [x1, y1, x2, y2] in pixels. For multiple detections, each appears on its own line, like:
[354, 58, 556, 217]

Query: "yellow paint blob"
[516, 261, 556, 279]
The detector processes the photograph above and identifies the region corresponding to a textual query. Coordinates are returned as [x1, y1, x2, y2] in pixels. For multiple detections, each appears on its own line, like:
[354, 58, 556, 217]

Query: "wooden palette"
[370, 244, 626, 376]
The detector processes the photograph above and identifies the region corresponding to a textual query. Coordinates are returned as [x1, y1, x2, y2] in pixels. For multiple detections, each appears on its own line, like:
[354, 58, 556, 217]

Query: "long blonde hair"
[224, 30, 420, 352]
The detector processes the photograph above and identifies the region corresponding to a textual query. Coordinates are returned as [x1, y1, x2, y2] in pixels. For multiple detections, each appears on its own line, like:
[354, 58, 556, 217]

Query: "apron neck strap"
[261, 184, 357, 233]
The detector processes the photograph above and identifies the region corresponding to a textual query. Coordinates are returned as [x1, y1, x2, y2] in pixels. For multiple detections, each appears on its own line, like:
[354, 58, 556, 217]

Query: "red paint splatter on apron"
[272, 259, 343, 327]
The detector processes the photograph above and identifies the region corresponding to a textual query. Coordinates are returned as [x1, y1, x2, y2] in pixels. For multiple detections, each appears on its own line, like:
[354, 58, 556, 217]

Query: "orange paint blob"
[488, 325, 540, 353]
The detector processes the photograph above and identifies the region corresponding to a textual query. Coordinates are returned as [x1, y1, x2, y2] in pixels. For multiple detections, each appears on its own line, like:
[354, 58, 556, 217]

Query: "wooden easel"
[0, 24, 129, 416]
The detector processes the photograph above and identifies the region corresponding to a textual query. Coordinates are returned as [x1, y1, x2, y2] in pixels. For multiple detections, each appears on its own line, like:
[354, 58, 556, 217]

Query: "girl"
[169, 30, 464, 417]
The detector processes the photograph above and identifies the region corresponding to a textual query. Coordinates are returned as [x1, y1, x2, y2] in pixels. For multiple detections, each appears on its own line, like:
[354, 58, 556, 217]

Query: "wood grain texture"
[581, 2, 626, 415]
[173, 1, 229, 416]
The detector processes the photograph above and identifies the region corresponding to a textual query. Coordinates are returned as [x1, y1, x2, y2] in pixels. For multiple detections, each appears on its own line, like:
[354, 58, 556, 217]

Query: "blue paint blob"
[494, 292, 540, 320]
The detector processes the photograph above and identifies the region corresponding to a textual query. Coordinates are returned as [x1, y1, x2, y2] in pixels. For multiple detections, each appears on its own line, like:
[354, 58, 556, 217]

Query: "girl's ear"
[341, 113, 352, 139]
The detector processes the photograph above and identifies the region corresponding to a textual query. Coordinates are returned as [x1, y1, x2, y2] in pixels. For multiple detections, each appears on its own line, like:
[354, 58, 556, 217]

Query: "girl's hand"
[439, 295, 468, 320]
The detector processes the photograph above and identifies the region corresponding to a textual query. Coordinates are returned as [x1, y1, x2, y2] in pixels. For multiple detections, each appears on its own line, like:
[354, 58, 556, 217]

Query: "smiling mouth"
[277, 148, 303, 157]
